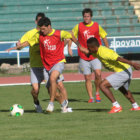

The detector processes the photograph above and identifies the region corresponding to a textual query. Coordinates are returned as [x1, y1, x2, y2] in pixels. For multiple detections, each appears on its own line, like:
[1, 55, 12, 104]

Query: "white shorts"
[106, 67, 132, 90]
[44, 62, 64, 88]
[79, 58, 102, 75]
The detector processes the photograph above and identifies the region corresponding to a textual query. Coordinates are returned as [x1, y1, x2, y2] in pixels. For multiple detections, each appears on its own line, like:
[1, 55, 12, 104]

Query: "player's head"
[38, 17, 51, 35]
[87, 37, 99, 53]
[35, 13, 45, 24]
[82, 8, 92, 24]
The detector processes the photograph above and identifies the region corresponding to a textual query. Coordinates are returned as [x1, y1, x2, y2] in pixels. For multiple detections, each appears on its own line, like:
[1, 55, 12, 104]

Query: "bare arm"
[70, 32, 89, 55]
[117, 57, 140, 70]
[6, 41, 30, 52]
[102, 37, 109, 48]
[67, 39, 73, 56]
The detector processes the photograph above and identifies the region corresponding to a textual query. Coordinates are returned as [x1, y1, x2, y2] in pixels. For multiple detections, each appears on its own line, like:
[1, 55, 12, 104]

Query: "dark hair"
[87, 37, 100, 47]
[37, 17, 51, 27]
[36, 13, 45, 20]
[82, 8, 93, 17]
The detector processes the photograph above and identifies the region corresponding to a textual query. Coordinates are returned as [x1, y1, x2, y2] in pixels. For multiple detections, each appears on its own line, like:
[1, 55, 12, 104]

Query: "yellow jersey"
[92, 46, 130, 72]
[20, 28, 43, 67]
[72, 21, 107, 39]
[28, 29, 73, 63]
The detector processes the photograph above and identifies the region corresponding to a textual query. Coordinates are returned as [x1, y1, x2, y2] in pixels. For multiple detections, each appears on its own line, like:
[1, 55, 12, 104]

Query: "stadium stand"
[0, 0, 140, 41]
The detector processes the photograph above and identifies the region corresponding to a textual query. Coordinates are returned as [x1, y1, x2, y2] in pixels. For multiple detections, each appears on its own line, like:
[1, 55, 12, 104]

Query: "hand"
[68, 48, 73, 57]
[132, 62, 140, 70]
[6, 46, 17, 52]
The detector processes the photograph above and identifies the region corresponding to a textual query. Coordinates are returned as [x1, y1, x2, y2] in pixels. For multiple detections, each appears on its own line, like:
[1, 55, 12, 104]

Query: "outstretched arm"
[102, 37, 109, 48]
[117, 57, 140, 70]
[70, 32, 89, 55]
[6, 41, 30, 52]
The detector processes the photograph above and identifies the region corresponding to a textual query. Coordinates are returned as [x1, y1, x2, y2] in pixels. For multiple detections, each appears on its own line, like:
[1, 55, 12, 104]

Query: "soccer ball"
[10, 104, 24, 116]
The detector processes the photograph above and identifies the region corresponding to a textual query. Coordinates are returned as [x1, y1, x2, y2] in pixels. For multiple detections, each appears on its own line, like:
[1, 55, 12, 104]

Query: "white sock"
[112, 101, 120, 108]
[49, 102, 54, 106]
[132, 102, 139, 108]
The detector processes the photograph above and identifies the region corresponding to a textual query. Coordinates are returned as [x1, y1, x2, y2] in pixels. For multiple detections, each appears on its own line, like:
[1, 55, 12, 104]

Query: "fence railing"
[0, 36, 140, 67]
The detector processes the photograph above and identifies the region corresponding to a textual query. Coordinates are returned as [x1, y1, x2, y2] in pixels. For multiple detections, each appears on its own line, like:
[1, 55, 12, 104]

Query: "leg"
[94, 69, 102, 102]
[57, 81, 68, 100]
[119, 86, 135, 104]
[84, 74, 93, 99]
[94, 69, 101, 94]
[119, 86, 140, 111]
[100, 79, 122, 113]
[30, 67, 44, 113]
[100, 79, 116, 103]
[49, 70, 60, 102]
[79, 58, 94, 103]
[31, 83, 40, 104]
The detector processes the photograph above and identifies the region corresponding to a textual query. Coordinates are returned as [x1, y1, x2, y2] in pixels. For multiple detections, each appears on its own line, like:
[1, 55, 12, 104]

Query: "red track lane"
[0, 71, 140, 85]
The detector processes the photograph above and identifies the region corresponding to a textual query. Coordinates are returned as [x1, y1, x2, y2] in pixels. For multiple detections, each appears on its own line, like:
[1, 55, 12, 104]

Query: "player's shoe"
[46, 103, 54, 113]
[96, 94, 101, 103]
[34, 104, 43, 113]
[108, 106, 122, 114]
[61, 107, 73, 113]
[130, 107, 140, 111]
[88, 98, 94, 103]
[61, 100, 72, 113]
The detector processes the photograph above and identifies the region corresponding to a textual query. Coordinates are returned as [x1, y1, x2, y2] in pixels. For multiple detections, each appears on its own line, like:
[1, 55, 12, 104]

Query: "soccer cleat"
[130, 107, 140, 111]
[88, 98, 94, 103]
[34, 104, 43, 113]
[108, 106, 122, 114]
[61, 107, 73, 113]
[96, 95, 101, 103]
[46, 103, 54, 113]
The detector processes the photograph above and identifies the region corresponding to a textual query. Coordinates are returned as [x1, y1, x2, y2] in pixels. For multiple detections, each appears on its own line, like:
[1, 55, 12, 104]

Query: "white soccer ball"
[10, 104, 24, 116]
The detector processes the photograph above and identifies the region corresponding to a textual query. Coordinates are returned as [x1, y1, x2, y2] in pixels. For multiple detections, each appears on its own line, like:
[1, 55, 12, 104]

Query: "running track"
[0, 71, 140, 86]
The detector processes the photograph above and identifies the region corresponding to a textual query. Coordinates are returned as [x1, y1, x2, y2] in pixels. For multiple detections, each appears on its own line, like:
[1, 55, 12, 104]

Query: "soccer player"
[6, 13, 69, 113]
[34, 17, 80, 112]
[79, 37, 140, 113]
[69, 8, 109, 103]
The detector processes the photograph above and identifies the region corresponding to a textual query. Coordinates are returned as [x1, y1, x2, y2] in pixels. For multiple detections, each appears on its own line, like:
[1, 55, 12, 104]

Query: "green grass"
[0, 80, 140, 140]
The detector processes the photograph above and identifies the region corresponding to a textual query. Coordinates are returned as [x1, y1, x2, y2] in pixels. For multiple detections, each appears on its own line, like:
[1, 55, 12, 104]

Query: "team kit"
[6, 9, 140, 114]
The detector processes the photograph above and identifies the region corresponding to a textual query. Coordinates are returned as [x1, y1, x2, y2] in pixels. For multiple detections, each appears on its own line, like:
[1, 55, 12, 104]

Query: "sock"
[49, 101, 54, 106]
[90, 97, 94, 99]
[96, 92, 100, 96]
[112, 101, 120, 108]
[34, 100, 39, 105]
[132, 102, 139, 108]
[61, 100, 68, 107]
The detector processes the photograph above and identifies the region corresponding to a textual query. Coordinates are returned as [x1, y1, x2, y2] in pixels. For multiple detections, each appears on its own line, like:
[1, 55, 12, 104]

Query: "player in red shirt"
[38, 17, 80, 112]
[69, 8, 109, 103]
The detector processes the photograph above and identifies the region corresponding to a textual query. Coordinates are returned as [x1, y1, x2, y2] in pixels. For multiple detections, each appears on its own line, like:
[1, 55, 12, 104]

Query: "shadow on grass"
[73, 108, 110, 112]
[132, 92, 140, 95]
[0, 109, 36, 113]
[42, 98, 87, 103]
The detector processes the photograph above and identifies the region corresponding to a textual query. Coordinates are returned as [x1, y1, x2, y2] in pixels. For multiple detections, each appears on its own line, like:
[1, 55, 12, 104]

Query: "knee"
[99, 81, 107, 89]
[50, 76, 57, 83]
[85, 75, 92, 82]
[95, 71, 101, 80]
[31, 87, 39, 94]
[57, 82, 64, 90]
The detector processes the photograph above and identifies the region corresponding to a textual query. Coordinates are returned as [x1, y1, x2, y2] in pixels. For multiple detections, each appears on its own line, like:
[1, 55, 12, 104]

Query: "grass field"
[0, 80, 140, 140]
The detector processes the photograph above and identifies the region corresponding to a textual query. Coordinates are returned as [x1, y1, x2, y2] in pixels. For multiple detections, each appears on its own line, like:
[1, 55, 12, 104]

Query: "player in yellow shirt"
[79, 37, 140, 113]
[7, 17, 79, 113]
[6, 14, 69, 113]
[69, 8, 109, 103]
